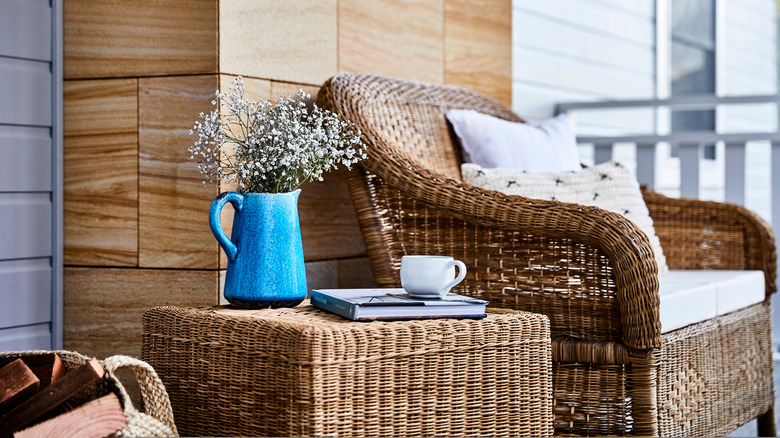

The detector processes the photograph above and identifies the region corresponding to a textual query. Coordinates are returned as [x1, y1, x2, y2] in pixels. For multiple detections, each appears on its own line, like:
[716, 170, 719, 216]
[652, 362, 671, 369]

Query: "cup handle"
[442, 260, 467, 293]
[209, 192, 244, 262]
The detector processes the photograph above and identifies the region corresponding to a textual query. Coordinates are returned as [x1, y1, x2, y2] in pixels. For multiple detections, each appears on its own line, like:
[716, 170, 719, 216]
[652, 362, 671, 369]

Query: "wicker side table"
[142, 304, 553, 437]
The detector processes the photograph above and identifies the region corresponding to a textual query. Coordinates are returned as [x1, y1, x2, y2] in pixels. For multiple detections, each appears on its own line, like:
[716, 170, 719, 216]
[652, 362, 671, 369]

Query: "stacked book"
[311, 288, 488, 321]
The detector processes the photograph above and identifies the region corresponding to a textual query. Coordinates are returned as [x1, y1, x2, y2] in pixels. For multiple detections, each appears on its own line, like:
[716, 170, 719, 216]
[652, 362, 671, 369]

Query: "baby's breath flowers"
[189, 77, 366, 193]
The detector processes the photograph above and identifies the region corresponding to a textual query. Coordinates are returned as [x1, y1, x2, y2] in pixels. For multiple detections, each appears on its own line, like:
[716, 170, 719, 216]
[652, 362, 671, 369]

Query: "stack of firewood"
[0, 354, 126, 438]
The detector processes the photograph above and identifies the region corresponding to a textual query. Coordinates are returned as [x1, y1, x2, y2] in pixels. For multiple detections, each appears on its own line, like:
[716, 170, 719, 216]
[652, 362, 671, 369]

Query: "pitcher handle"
[209, 192, 244, 261]
[442, 260, 467, 292]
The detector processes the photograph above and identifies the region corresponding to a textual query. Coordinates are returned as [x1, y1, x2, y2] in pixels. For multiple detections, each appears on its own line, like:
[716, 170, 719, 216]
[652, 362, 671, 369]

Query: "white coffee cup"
[400, 255, 467, 298]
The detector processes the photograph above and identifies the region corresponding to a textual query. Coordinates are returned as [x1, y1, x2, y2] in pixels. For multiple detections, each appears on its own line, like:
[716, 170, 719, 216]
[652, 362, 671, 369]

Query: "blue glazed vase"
[209, 190, 307, 308]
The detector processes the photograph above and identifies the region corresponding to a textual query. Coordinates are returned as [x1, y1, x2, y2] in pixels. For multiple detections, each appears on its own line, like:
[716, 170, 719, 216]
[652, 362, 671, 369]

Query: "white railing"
[555, 94, 780, 238]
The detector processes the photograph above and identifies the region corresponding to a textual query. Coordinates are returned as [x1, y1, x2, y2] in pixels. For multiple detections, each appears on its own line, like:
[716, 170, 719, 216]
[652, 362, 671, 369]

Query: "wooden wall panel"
[338, 257, 377, 288]
[219, 0, 337, 86]
[64, 79, 138, 266]
[138, 75, 220, 269]
[64, 267, 218, 360]
[270, 81, 321, 101]
[63, 0, 218, 79]
[444, 0, 512, 107]
[299, 169, 366, 261]
[339, 0, 444, 84]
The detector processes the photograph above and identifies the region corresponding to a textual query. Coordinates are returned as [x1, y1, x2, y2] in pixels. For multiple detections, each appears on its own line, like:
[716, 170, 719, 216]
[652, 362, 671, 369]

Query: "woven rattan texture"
[317, 73, 662, 351]
[0, 350, 177, 437]
[317, 72, 778, 436]
[644, 190, 777, 295]
[349, 172, 623, 344]
[657, 302, 774, 436]
[142, 305, 553, 437]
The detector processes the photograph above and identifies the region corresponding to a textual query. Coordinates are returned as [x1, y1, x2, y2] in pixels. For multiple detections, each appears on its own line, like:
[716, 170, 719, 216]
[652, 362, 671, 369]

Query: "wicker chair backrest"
[322, 73, 524, 181]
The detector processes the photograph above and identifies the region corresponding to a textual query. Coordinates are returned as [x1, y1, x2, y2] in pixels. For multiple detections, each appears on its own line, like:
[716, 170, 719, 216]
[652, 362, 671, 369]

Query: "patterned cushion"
[462, 160, 669, 276]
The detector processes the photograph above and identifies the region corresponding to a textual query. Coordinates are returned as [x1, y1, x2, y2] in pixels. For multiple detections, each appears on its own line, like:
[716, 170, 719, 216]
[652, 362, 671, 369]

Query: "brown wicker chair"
[317, 72, 778, 437]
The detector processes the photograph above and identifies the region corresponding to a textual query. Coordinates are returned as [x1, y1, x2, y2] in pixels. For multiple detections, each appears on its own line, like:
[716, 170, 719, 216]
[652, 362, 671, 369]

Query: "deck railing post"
[594, 143, 613, 165]
[679, 142, 701, 199]
[635, 143, 656, 190]
[724, 142, 747, 205]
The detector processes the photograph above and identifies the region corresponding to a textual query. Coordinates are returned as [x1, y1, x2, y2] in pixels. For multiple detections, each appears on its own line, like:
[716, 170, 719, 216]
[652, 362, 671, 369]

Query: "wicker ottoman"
[142, 304, 553, 437]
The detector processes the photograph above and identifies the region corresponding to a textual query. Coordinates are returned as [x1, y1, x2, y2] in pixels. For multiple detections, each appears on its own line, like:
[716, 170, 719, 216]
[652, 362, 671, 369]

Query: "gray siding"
[0, 0, 61, 351]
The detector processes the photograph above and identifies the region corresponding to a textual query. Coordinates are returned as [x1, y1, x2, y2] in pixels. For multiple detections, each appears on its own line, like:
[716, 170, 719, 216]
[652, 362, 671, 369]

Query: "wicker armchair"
[318, 73, 777, 437]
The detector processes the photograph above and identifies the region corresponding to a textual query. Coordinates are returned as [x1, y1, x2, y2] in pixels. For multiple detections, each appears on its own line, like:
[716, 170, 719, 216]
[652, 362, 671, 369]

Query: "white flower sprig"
[189, 77, 366, 193]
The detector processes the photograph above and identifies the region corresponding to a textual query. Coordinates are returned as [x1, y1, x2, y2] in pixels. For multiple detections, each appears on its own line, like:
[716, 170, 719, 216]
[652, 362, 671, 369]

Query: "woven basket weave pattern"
[143, 305, 553, 437]
[317, 72, 778, 436]
[0, 350, 177, 437]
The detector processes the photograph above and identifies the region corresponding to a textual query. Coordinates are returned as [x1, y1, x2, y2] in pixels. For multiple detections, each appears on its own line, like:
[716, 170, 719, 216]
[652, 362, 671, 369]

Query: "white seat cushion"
[659, 270, 765, 333]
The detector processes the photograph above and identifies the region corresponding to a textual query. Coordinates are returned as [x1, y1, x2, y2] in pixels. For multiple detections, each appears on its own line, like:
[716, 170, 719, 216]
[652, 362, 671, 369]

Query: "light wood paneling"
[63, 267, 218, 360]
[445, 0, 512, 107]
[305, 260, 339, 291]
[339, 0, 444, 84]
[63, 0, 217, 79]
[270, 81, 320, 101]
[219, 0, 337, 85]
[139, 75, 220, 269]
[299, 168, 366, 261]
[338, 257, 376, 288]
[64, 79, 138, 266]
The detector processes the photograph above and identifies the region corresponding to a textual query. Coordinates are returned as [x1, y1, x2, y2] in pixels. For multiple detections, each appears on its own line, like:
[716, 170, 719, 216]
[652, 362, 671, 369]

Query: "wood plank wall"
[62, 0, 511, 362]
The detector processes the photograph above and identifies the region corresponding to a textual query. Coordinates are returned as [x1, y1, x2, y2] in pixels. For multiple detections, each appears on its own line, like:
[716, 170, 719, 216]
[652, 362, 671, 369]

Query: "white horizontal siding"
[719, 0, 777, 221]
[0, 0, 50, 62]
[0, 125, 52, 192]
[0, 323, 51, 351]
[0, 258, 51, 328]
[514, 14, 653, 75]
[514, 0, 654, 46]
[590, 0, 654, 19]
[0, 56, 52, 126]
[0, 193, 52, 261]
[512, 0, 656, 158]
[0, 0, 57, 352]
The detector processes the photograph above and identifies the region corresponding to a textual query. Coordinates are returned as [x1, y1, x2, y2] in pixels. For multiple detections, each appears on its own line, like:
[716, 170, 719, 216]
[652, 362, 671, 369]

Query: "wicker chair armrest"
[355, 153, 662, 349]
[318, 75, 661, 349]
[643, 189, 777, 296]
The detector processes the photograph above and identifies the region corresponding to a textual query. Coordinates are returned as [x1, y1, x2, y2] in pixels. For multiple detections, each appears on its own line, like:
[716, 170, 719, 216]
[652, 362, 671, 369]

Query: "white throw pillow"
[446, 110, 580, 172]
[462, 161, 669, 276]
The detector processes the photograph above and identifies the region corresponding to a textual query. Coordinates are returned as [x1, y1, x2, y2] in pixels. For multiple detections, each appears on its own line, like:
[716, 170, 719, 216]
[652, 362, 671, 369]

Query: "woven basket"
[143, 304, 554, 437]
[0, 350, 178, 437]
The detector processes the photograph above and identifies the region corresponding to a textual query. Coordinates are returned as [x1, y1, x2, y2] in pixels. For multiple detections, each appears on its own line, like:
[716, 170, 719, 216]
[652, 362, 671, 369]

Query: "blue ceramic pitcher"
[209, 190, 307, 308]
